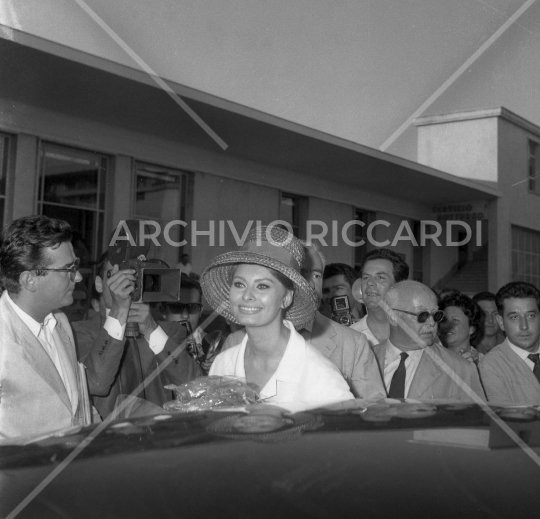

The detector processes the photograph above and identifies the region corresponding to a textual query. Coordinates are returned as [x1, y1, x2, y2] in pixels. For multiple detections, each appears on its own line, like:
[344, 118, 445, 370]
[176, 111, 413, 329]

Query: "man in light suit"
[479, 282, 540, 405]
[222, 242, 386, 400]
[373, 280, 484, 401]
[0, 216, 90, 439]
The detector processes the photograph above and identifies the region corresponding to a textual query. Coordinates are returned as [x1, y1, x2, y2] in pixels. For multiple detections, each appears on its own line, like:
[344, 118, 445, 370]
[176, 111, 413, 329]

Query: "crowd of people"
[1, 215, 539, 440]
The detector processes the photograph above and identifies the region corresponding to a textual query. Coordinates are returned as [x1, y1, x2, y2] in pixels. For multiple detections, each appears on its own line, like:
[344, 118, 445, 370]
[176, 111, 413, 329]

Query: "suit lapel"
[408, 348, 440, 399]
[3, 298, 72, 412]
[311, 312, 338, 357]
[501, 340, 540, 392]
[54, 316, 79, 413]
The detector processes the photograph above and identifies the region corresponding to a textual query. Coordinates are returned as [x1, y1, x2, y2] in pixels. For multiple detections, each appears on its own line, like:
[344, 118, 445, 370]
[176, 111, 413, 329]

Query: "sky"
[1, 0, 539, 160]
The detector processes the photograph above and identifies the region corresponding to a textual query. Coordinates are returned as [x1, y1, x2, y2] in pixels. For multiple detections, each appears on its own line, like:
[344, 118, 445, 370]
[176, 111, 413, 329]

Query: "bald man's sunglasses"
[165, 303, 203, 315]
[392, 308, 445, 323]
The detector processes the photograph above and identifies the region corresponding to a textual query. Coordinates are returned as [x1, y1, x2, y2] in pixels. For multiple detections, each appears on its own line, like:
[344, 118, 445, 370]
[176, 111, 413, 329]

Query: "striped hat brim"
[200, 250, 317, 329]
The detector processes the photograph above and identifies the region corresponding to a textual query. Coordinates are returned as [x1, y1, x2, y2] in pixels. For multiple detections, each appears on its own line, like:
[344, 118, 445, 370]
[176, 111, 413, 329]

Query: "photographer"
[321, 263, 364, 323]
[73, 252, 202, 419]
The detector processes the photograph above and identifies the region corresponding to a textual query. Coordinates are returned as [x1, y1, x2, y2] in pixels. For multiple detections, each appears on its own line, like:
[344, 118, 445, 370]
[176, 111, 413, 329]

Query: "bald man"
[372, 281, 485, 401]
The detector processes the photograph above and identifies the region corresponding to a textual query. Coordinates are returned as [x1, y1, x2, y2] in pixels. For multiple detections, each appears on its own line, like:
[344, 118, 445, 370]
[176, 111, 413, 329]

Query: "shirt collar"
[5, 292, 57, 338]
[386, 339, 424, 363]
[508, 339, 540, 361]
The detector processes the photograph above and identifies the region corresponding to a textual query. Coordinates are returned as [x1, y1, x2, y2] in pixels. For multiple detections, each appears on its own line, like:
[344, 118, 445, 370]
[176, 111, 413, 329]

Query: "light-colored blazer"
[373, 339, 485, 401]
[223, 312, 385, 399]
[211, 320, 354, 407]
[0, 292, 87, 440]
[479, 339, 540, 405]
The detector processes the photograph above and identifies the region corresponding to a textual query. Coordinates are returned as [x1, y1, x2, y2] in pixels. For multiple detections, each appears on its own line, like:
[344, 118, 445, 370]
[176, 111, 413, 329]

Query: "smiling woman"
[200, 226, 354, 409]
[438, 294, 483, 364]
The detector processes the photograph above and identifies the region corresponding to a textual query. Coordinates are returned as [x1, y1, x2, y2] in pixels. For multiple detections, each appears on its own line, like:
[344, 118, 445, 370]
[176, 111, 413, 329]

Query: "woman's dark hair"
[439, 293, 482, 343]
[0, 215, 72, 294]
[267, 268, 295, 291]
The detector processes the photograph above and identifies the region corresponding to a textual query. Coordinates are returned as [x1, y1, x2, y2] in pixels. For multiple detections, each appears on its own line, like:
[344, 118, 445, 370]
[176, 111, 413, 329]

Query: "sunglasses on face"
[39, 258, 80, 282]
[165, 302, 203, 315]
[392, 308, 445, 323]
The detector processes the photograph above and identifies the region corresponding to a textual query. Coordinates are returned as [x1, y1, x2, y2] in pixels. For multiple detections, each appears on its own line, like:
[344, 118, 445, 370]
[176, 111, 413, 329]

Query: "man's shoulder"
[480, 339, 515, 366]
[428, 343, 477, 373]
[350, 316, 368, 333]
[316, 313, 369, 345]
[304, 340, 345, 375]
[70, 314, 103, 344]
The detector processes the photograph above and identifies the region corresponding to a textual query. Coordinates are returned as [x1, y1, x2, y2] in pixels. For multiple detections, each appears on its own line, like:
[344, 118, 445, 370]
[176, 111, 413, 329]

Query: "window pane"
[512, 225, 540, 285]
[134, 163, 187, 268]
[40, 144, 105, 210]
[38, 143, 108, 279]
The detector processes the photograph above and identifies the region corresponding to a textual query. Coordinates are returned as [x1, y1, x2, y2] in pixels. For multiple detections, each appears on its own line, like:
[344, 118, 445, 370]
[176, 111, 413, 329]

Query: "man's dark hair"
[0, 215, 72, 294]
[323, 263, 358, 286]
[472, 291, 496, 304]
[495, 282, 540, 314]
[180, 274, 202, 298]
[439, 293, 482, 343]
[360, 248, 409, 283]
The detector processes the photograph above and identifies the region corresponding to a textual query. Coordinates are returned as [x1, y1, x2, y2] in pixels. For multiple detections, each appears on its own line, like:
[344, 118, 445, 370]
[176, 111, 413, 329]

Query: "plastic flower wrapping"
[163, 376, 260, 412]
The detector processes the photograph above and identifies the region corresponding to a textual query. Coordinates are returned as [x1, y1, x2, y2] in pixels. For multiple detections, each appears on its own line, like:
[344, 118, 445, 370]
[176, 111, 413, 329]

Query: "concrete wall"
[417, 118, 498, 182]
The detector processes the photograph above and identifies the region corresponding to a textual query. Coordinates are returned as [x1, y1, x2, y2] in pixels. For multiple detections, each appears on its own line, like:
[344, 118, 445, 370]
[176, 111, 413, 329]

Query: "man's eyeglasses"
[39, 258, 80, 282]
[165, 302, 203, 315]
[392, 308, 445, 323]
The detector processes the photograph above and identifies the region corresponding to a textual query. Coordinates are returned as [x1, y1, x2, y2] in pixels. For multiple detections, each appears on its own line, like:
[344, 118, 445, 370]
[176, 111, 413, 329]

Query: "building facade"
[0, 28, 502, 298]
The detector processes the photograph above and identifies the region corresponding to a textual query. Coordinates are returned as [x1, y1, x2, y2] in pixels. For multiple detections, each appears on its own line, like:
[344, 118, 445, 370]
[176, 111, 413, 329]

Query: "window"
[511, 225, 540, 287]
[38, 143, 108, 280]
[280, 193, 307, 238]
[353, 209, 375, 272]
[133, 162, 188, 269]
[528, 140, 540, 193]
[0, 133, 10, 229]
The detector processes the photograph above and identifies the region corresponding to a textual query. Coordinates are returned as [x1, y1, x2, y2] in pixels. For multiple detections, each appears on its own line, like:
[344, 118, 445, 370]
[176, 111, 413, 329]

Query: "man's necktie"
[527, 353, 540, 384]
[388, 352, 409, 399]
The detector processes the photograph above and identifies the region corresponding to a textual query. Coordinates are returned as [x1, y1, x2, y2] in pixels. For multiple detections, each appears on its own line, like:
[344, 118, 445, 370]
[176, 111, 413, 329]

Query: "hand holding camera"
[107, 264, 136, 325]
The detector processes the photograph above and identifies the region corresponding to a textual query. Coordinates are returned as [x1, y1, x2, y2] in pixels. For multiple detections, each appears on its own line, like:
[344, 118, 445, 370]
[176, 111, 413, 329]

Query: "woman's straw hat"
[200, 225, 317, 329]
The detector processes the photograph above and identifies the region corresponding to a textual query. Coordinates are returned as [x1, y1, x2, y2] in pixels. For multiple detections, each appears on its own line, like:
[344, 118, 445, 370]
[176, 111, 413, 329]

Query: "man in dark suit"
[373, 280, 484, 401]
[479, 282, 540, 405]
[73, 252, 202, 418]
[222, 242, 386, 400]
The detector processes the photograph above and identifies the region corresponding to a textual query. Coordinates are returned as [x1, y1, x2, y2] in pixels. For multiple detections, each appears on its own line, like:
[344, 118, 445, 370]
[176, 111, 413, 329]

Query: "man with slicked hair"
[372, 281, 484, 401]
[479, 282, 540, 405]
[351, 248, 409, 347]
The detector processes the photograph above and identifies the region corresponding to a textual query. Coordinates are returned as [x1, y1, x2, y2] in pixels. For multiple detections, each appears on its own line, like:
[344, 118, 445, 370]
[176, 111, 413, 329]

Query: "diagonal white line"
[379, 0, 537, 151]
[72, 0, 228, 151]
[5, 304, 227, 519]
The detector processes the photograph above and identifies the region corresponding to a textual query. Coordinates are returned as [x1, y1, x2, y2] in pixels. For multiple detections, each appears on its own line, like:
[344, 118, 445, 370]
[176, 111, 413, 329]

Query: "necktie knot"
[528, 353, 540, 365]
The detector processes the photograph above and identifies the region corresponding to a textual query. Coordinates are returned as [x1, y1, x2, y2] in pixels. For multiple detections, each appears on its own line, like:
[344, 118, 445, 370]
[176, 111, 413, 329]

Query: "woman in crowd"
[200, 225, 354, 408]
[438, 293, 483, 364]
